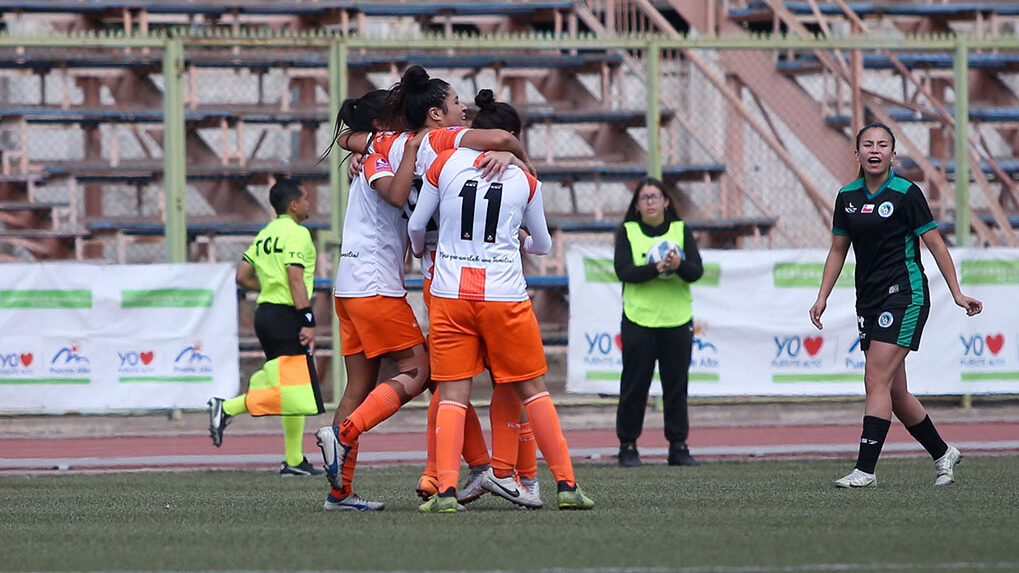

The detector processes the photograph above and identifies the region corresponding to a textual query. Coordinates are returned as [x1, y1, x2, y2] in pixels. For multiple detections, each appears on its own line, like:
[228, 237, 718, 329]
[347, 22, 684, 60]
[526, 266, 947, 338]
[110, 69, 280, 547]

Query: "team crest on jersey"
[878, 201, 894, 218]
[845, 202, 857, 214]
[878, 312, 894, 328]
[861, 204, 875, 214]
[374, 157, 391, 171]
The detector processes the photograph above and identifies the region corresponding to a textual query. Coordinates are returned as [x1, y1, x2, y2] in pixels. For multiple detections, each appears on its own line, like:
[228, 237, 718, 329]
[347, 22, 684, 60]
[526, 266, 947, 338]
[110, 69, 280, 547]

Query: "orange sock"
[462, 404, 491, 468]
[523, 392, 575, 487]
[436, 400, 467, 494]
[423, 388, 439, 479]
[489, 383, 522, 478]
[341, 439, 359, 493]
[340, 382, 402, 444]
[516, 421, 537, 479]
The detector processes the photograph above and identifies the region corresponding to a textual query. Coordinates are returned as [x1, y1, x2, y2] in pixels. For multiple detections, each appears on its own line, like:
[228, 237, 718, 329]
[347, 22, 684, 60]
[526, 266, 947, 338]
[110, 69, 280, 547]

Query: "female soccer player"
[408, 91, 594, 513]
[809, 122, 982, 488]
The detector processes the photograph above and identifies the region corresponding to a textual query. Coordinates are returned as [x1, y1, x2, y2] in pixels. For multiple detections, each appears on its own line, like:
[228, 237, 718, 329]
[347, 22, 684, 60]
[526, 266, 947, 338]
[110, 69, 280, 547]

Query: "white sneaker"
[934, 444, 962, 486]
[322, 492, 384, 512]
[315, 426, 352, 491]
[456, 464, 489, 504]
[517, 476, 541, 510]
[833, 468, 877, 488]
[481, 468, 543, 508]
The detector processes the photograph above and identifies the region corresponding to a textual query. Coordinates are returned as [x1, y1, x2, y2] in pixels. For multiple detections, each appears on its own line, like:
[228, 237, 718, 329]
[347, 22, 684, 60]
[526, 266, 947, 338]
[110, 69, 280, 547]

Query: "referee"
[207, 177, 325, 476]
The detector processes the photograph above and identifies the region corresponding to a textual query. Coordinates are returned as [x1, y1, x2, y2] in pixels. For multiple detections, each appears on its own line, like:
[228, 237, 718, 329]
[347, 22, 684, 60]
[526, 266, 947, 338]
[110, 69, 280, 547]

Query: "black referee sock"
[855, 415, 891, 474]
[905, 415, 949, 460]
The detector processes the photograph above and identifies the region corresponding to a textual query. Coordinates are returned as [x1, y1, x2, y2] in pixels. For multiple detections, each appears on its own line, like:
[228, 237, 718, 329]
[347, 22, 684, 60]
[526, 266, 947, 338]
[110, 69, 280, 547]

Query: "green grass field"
[3, 456, 1019, 572]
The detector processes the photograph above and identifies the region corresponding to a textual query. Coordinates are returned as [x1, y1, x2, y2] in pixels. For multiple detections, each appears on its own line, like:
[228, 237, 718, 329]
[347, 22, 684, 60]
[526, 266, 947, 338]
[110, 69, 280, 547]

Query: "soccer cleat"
[315, 426, 352, 490]
[519, 475, 540, 500]
[279, 457, 325, 477]
[934, 444, 962, 486]
[456, 465, 490, 504]
[556, 482, 595, 510]
[207, 397, 231, 447]
[416, 474, 439, 500]
[418, 494, 460, 514]
[322, 492, 384, 512]
[617, 442, 641, 467]
[482, 468, 543, 509]
[833, 468, 877, 488]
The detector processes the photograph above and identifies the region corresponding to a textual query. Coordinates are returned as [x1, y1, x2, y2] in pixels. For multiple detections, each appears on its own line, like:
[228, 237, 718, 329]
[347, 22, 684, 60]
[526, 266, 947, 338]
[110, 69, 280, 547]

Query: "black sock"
[855, 415, 891, 474]
[905, 415, 948, 460]
[438, 487, 456, 498]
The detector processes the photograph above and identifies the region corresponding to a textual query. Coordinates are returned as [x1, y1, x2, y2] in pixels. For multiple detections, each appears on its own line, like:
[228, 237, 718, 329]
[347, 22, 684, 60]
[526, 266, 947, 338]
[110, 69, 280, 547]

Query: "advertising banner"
[567, 245, 1019, 396]
[0, 263, 239, 411]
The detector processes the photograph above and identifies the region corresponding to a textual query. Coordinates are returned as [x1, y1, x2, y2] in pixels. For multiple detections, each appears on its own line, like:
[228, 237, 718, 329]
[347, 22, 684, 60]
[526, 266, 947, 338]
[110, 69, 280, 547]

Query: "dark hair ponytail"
[319, 89, 388, 164]
[386, 65, 451, 130]
[470, 89, 522, 137]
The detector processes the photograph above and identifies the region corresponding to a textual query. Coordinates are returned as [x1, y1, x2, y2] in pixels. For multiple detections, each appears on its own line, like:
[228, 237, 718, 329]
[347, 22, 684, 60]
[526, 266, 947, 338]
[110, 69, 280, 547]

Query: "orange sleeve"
[428, 126, 468, 153]
[362, 153, 394, 182]
[426, 149, 457, 187]
[525, 171, 538, 202]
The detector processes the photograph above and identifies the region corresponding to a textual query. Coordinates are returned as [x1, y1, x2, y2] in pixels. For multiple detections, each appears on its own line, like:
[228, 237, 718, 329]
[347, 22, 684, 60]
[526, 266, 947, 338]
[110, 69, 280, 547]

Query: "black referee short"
[254, 302, 307, 360]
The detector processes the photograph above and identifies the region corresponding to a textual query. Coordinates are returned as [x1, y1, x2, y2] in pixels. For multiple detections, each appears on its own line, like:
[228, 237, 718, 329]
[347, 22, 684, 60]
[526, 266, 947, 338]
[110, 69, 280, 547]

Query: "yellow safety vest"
[622, 220, 693, 327]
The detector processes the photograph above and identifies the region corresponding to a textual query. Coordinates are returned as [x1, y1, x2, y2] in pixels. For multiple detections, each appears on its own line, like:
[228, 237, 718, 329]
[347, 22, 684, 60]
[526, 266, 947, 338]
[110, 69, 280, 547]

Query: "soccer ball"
[645, 239, 682, 277]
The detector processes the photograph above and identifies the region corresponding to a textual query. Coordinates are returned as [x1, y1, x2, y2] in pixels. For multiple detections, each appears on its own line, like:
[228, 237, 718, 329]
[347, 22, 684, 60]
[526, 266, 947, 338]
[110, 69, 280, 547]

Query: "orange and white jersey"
[408, 147, 552, 302]
[407, 126, 472, 280]
[334, 131, 410, 298]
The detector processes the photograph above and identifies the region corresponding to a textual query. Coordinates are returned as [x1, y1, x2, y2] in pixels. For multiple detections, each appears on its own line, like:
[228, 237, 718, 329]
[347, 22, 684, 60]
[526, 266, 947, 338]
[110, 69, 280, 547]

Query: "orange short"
[428, 296, 547, 383]
[334, 296, 425, 358]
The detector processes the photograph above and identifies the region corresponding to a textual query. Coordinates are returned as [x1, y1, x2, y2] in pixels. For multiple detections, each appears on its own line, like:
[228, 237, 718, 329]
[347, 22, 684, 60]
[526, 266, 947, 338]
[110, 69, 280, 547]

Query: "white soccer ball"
[646, 239, 682, 277]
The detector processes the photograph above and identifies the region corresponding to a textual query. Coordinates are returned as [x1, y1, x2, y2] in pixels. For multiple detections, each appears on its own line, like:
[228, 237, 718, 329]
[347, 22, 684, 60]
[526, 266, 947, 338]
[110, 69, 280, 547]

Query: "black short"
[254, 303, 306, 360]
[857, 305, 929, 352]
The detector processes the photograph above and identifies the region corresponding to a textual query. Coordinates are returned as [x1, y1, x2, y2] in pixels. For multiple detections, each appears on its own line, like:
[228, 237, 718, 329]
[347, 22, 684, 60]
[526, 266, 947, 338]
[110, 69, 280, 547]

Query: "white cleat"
[456, 465, 489, 504]
[315, 426, 351, 490]
[322, 492, 384, 512]
[934, 444, 962, 486]
[833, 468, 877, 488]
[481, 468, 543, 508]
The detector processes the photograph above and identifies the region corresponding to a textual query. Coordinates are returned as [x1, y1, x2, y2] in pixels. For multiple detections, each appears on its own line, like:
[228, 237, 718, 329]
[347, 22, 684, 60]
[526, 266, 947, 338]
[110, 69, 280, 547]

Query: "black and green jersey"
[831, 171, 937, 314]
[242, 215, 316, 306]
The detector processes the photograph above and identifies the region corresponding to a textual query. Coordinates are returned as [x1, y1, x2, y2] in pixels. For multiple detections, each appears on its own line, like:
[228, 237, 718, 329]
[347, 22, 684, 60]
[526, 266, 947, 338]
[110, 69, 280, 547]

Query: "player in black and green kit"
[207, 177, 325, 476]
[810, 123, 982, 488]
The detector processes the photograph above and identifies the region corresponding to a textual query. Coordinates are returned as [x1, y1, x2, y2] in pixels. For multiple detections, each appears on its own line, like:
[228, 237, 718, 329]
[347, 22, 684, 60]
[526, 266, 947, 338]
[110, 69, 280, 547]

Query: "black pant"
[254, 303, 306, 360]
[615, 314, 694, 445]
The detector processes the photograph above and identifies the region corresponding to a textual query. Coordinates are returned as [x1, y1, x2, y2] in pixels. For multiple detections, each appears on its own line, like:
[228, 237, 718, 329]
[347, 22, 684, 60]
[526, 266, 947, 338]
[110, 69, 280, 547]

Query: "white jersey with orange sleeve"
[408, 147, 552, 303]
[333, 131, 410, 298]
[406, 126, 473, 280]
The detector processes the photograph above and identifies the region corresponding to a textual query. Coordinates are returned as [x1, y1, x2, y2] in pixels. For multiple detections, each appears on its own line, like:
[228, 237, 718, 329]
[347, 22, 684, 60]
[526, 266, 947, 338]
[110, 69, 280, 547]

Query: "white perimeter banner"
[0, 263, 239, 412]
[567, 245, 1019, 397]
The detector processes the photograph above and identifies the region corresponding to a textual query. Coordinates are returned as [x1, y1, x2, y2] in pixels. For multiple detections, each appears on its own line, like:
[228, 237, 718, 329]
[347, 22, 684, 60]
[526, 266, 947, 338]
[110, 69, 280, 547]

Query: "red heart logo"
[140, 351, 154, 365]
[804, 336, 824, 356]
[615, 334, 623, 350]
[20, 353, 32, 367]
[986, 334, 1004, 355]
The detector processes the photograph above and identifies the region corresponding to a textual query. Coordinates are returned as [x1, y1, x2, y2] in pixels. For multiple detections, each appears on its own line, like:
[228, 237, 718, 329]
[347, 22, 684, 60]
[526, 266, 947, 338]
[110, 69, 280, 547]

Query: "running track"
[2, 421, 1017, 472]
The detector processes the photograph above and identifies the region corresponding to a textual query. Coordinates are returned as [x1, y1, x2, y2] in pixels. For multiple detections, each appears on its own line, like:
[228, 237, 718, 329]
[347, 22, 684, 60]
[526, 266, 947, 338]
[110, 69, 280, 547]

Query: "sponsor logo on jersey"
[878, 312, 894, 328]
[374, 157, 391, 171]
[888, 284, 900, 294]
[845, 202, 857, 214]
[861, 204, 875, 214]
[878, 201, 894, 218]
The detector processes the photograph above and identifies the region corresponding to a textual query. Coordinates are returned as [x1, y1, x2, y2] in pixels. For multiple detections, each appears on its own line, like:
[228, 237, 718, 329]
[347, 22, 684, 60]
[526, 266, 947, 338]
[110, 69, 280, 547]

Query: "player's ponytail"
[319, 89, 388, 164]
[471, 89, 522, 138]
[386, 65, 451, 130]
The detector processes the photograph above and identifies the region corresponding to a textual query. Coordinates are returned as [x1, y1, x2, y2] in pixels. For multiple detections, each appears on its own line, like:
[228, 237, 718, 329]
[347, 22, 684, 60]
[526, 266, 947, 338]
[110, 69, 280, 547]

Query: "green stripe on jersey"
[903, 234, 926, 306]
